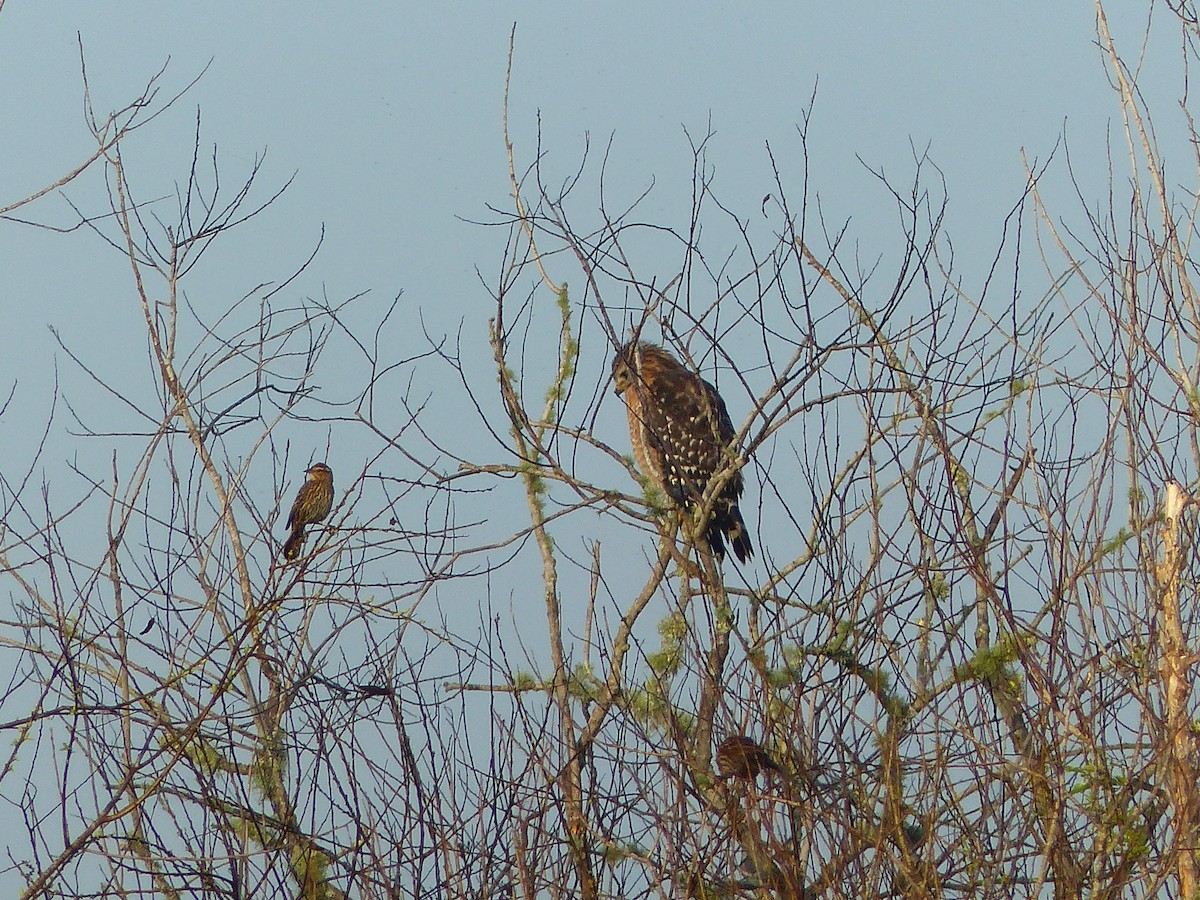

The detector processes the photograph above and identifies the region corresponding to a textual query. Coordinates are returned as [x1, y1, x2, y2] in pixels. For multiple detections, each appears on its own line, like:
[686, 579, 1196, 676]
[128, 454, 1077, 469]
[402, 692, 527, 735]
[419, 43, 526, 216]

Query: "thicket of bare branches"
[4, 4, 1200, 898]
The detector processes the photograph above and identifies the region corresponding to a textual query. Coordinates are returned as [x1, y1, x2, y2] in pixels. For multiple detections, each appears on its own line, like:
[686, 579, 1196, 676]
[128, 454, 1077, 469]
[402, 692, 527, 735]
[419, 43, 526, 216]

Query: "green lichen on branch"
[924, 569, 949, 603]
[160, 730, 226, 778]
[291, 843, 339, 900]
[954, 633, 1029, 686]
[251, 730, 289, 798]
[541, 282, 579, 427]
[627, 675, 694, 736]
[518, 459, 549, 522]
[630, 466, 670, 516]
[1098, 526, 1132, 558]
[647, 613, 687, 676]
[510, 671, 540, 691]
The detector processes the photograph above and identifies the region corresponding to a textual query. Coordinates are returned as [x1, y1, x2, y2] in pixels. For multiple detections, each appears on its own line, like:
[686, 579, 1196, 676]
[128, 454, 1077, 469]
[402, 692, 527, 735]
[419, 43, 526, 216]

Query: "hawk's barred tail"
[727, 505, 754, 564]
[707, 502, 754, 564]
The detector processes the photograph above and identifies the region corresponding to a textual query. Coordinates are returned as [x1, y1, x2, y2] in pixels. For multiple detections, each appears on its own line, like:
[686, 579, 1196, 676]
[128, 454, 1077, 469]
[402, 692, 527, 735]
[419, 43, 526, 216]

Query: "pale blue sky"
[0, 5, 1170, 601]
[0, 0, 1167, 636]
[2, 5, 1148, 432]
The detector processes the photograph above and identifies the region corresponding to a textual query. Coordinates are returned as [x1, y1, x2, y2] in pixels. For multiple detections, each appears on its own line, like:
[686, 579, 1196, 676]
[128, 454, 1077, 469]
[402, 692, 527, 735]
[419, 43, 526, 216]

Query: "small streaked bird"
[281, 463, 334, 561]
[716, 735, 781, 781]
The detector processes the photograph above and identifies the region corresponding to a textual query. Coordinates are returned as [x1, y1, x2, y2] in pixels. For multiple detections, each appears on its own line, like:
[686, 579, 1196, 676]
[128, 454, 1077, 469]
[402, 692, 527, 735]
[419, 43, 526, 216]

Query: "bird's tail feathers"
[707, 503, 753, 564]
[282, 526, 306, 561]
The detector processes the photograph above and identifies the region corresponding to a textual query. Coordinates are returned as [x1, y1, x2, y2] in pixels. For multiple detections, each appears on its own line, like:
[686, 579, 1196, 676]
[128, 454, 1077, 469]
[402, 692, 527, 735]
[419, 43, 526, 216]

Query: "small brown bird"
[281, 463, 334, 561]
[716, 735, 781, 781]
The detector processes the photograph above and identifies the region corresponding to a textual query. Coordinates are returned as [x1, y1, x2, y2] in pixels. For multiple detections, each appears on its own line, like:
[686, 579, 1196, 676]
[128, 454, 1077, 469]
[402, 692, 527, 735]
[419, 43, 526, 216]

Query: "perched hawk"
[611, 341, 753, 563]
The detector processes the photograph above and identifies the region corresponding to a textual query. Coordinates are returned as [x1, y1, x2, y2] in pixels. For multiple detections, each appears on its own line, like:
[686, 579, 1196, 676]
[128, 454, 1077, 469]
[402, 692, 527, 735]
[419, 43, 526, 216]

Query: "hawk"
[282, 463, 334, 560]
[611, 340, 753, 563]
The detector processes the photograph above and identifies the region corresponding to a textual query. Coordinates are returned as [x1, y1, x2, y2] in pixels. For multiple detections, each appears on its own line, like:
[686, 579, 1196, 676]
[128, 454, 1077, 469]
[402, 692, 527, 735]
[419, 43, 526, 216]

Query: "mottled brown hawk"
[611, 340, 753, 563]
